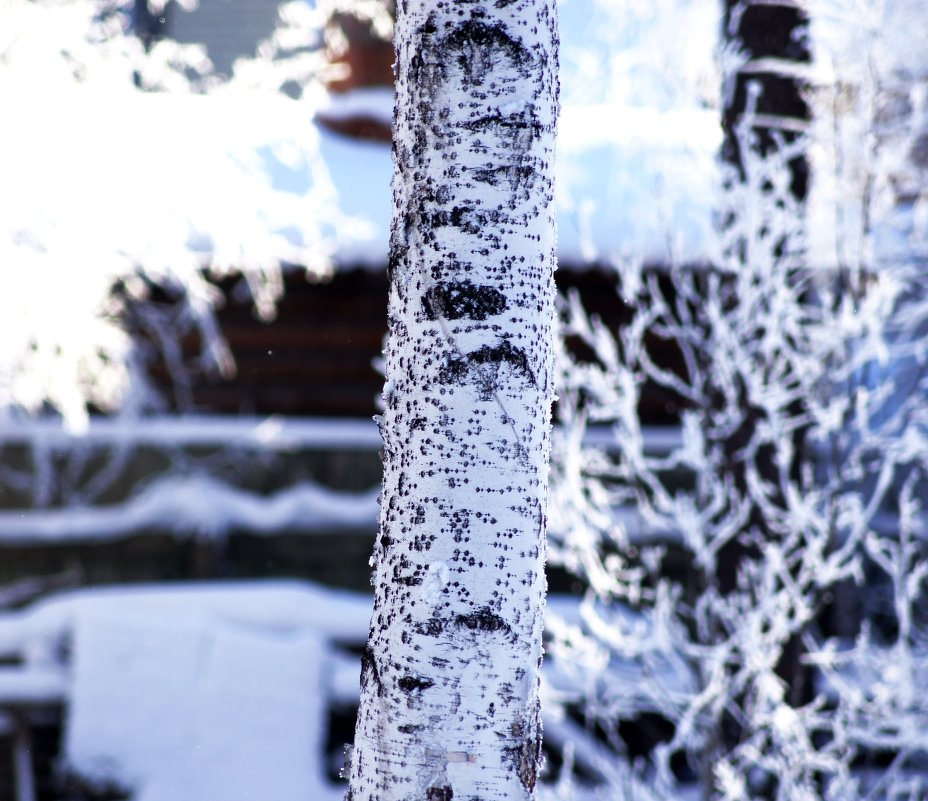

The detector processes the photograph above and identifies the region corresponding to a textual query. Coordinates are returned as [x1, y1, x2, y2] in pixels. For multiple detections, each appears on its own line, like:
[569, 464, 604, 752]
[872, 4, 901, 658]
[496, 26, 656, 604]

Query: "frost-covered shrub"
[546, 2, 928, 799]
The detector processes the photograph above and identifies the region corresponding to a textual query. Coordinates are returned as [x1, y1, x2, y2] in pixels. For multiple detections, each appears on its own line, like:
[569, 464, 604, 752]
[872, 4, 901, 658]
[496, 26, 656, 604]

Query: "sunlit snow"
[0, 0, 722, 424]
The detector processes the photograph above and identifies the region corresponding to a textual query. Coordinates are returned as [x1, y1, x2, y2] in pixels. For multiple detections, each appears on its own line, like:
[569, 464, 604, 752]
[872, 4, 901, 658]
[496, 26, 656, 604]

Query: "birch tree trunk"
[347, 2, 558, 800]
[716, 0, 811, 629]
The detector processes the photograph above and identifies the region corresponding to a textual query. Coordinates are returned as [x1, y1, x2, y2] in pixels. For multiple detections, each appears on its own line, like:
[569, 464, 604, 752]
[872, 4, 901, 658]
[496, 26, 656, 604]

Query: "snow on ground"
[1, 581, 370, 801]
[67, 607, 332, 801]
[0, 580, 703, 798]
[0, 581, 600, 801]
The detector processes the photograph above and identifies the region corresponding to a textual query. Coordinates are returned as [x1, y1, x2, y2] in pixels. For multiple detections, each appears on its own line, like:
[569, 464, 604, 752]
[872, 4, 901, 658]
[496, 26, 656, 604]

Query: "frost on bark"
[347, 2, 558, 800]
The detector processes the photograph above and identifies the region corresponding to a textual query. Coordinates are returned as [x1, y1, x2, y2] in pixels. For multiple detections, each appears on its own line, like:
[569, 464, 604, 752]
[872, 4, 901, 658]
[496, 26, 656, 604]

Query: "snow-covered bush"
[0, 0, 356, 433]
[0, 0, 383, 518]
[547, 1, 928, 798]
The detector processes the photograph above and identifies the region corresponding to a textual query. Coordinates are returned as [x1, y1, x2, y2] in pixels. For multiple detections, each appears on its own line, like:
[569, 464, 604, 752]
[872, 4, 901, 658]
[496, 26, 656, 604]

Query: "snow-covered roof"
[0, 0, 724, 423]
[0, 0, 722, 276]
[1, 87, 720, 275]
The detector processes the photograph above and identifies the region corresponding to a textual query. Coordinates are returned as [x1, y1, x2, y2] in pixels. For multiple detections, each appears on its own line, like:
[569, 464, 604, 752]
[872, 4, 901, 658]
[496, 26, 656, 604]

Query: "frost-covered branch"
[548, 1, 928, 798]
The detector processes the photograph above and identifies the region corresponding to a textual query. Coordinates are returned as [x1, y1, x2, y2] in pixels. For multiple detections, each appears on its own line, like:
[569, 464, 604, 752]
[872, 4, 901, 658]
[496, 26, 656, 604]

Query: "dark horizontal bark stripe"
[438, 341, 533, 388]
[397, 675, 435, 693]
[455, 607, 510, 634]
[422, 281, 507, 321]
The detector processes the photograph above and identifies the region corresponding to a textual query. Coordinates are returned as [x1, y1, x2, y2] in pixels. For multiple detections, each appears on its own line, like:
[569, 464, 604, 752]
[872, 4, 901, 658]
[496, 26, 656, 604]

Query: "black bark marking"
[468, 341, 531, 374]
[443, 18, 532, 84]
[397, 675, 435, 693]
[414, 617, 446, 636]
[427, 787, 453, 801]
[392, 555, 423, 587]
[438, 357, 469, 386]
[411, 531, 436, 552]
[471, 163, 536, 193]
[427, 206, 501, 235]
[455, 606, 510, 633]
[423, 281, 507, 321]
[398, 724, 422, 734]
[505, 714, 542, 791]
[517, 734, 541, 791]
[438, 341, 534, 398]
[461, 109, 539, 135]
[419, 13, 438, 36]
[359, 645, 384, 697]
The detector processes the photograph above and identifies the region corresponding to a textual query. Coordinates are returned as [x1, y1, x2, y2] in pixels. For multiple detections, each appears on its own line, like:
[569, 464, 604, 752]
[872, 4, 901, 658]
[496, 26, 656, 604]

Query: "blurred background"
[1, 0, 927, 799]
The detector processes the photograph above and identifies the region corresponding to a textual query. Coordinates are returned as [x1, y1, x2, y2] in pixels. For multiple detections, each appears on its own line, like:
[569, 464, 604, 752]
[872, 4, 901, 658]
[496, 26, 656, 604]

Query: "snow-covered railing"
[0, 475, 380, 544]
[0, 413, 681, 452]
[0, 415, 384, 450]
[0, 416, 683, 546]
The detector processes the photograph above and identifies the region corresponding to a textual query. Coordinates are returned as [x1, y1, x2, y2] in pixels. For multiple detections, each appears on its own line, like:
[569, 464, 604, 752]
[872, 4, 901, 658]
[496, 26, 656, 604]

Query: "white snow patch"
[0, 582, 676, 800]
[0, 74, 718, 282]
[52, 586, 367, 801]
[65, 608, 336, 801]
[0, 87, 374, 276]
[423, 561, 450, 607]
[0, 582, 373, 800]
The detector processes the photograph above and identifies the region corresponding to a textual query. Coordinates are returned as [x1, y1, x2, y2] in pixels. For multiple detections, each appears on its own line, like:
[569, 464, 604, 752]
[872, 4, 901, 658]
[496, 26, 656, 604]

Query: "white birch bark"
[347, 2, 558, 800]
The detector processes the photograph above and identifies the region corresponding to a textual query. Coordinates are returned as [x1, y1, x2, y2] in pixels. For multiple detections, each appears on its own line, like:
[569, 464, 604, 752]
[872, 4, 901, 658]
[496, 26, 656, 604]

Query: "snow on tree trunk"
[347, 2, 558, 800]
